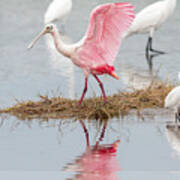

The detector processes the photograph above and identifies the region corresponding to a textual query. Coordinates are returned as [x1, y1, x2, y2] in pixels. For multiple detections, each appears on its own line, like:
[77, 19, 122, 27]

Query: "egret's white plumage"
[123, 0, 176, 54]
[165, 86, 180, 109]
[44, 0, 72, 24]
[166, 125, 180, 157]
[165, 73, 180, 122]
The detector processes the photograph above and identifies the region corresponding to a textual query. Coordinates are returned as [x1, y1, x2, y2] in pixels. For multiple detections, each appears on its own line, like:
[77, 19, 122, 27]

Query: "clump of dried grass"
[0, 82, 174, 120]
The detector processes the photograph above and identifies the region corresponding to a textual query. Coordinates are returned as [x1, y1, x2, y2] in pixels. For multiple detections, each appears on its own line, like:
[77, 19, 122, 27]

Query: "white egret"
[165, 73, 180, 123]
[44, 0, 72, 24]
[123, 0, 177, 55]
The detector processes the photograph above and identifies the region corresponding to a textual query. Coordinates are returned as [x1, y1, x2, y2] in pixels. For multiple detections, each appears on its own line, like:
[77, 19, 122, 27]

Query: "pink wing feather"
[78, 3, 135, 68]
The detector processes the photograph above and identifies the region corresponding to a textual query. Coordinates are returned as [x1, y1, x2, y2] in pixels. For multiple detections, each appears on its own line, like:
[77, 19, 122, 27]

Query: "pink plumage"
[64, 121, 120, 179]
[78, 3, 135, 72]
[29, 2, 135, 105]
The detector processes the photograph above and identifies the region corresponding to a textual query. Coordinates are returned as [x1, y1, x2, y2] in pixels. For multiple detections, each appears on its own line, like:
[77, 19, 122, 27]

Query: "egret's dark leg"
[146, 53, 153, 71]
[146, 53, 161, 72]
[93, 75, 107, 102]
[176, 107, 180, 123]
[146, 39, 152, 70]
[146, 37, 165, 55]
[146, 37, 151, 56]
[175, 113, 180, 123]
[78, 77, 88, 106]
[175, 113, 178, 123]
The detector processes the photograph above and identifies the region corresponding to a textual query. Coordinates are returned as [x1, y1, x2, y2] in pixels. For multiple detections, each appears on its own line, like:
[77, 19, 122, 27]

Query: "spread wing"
[78, 3, 135, 67]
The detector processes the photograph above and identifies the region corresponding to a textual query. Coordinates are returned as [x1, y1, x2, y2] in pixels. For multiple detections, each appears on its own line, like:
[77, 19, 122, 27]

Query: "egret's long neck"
[51, 28, 72, 58]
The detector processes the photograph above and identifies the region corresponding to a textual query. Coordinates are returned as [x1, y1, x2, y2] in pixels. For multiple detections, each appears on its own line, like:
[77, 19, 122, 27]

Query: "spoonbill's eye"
[46, 25, 53, 31]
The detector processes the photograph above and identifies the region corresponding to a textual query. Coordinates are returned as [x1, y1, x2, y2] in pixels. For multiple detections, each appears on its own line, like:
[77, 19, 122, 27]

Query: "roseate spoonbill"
[165, 73, 180, 123]
[28, 3, 135, 105]
[44, 0, 72, 24]
[123, 0, 176, 56]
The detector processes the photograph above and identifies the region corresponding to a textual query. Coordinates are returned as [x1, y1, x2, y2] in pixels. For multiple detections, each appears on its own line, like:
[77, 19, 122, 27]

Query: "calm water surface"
[1, 0, 180, 179]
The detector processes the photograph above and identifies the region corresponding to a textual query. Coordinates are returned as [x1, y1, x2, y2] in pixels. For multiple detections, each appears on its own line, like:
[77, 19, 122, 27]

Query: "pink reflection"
[64, 121, 120, 180]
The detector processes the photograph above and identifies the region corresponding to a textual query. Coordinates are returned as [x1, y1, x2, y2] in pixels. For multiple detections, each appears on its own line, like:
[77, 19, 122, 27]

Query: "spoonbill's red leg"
[79, 120, 90, 147]
[78, 77, 88, 106]
[95, 121, 107, 147]
[93, 75, 107, 102]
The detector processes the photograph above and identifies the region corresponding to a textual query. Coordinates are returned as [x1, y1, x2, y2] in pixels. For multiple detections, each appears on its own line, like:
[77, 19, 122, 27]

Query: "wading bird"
[28, 3, 135, 105]
[165, 73, 180, 123]
[123, 0, 176, 56]
[44, 0, 72, 24]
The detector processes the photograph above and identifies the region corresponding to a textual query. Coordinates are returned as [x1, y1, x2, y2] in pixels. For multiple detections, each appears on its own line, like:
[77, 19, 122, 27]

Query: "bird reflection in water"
[45, 31, 75, 99]
[118, 59, 161, 91]
[166, 123, 180, 157]
[63, 120, 120, 180]
[44, 0, 74, 99]
[146, 51, 162, 72]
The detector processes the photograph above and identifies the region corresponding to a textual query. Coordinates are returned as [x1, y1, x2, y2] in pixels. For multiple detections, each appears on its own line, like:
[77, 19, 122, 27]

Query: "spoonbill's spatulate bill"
[28, 3, 135, 105]
[165, 73, 180, 123]
[44, 0, 72, 24]
[123, 0, 176, 55]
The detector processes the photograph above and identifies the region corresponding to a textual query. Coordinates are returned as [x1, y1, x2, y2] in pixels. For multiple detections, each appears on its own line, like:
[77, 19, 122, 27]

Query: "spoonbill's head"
[28, 24, 56, 49]
[44, 24, 55, 33]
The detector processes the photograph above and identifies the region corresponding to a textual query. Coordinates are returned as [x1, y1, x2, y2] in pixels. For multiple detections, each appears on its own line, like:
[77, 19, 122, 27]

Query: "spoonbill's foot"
[77, 101, 82, 107]
[103, 98, 109, 104]
[77, 99, 85, 107]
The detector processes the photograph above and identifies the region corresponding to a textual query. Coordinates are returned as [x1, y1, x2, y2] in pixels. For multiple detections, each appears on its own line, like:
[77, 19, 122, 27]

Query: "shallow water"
[0, 114, 180, 180]
[1, 0, 180, 179]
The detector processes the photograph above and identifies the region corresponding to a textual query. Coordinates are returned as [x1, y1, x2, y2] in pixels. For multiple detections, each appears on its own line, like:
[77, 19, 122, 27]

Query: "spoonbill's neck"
[51, 28, 72, 58]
